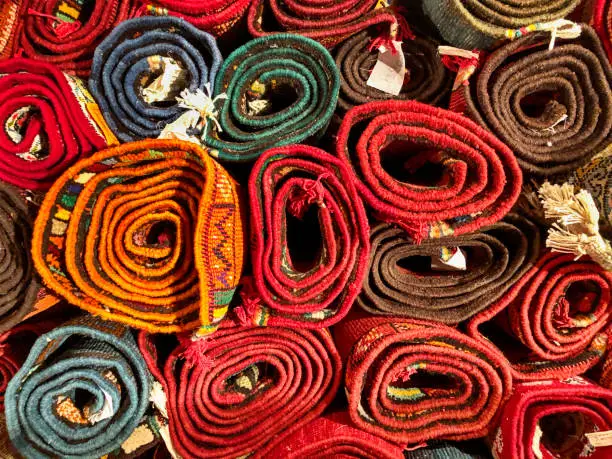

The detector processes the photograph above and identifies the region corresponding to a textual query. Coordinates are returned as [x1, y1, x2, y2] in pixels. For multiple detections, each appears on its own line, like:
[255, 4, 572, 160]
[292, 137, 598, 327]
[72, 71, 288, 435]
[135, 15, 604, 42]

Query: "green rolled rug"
[4, 316, 151, 458]
[202, 33, 339, 162]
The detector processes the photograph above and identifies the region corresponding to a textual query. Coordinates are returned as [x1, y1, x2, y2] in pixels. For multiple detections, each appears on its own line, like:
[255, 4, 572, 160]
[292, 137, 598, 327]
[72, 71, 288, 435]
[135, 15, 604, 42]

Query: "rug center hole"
[380, 140, 446, 186]
[565, 280, 601, 316]
[145, 221, 176, 247]
[286, 205, 322, 273]
[540, 412, 588, 455]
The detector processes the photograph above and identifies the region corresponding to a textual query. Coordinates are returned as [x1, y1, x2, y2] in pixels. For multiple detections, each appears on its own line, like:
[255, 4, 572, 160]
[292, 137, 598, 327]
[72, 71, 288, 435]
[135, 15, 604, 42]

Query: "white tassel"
[537, 19, 582, 50]
[158, 83, 227, 143]
[149, 380, 168, 419]
[539, 182, 612, 271]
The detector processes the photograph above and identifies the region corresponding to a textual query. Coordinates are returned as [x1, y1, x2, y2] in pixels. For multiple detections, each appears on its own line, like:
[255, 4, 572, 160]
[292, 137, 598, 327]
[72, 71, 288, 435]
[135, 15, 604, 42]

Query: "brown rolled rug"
[358, 213, 543, 324]
[459, 25, 612, 176]
[335, 30, 452, 111]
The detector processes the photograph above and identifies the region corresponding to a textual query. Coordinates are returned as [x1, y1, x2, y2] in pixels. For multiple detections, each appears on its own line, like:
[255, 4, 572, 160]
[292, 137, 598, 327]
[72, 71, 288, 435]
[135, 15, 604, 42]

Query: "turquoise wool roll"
[202, 33, 340, 162]
[4, 316, 150, 458]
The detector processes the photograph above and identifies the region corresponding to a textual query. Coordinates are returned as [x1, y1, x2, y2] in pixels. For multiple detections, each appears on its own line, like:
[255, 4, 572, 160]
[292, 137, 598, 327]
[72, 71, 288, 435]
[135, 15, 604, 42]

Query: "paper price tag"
[367, 41, 406, 96]
[586, 430, 612, 448]
[431, 247, 467, 271]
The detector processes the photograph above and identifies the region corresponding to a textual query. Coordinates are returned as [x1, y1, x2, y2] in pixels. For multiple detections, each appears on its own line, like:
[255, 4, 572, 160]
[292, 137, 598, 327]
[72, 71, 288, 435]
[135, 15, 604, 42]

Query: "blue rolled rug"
[89, 16, 222, 142]
[4, 316, 151, 458]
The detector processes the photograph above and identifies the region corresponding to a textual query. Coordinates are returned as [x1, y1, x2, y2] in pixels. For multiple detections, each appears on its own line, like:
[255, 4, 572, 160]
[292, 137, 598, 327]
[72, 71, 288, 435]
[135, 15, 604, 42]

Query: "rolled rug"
[490, 377, 612, 459]
[358, 213, 542, 324]
[467, 251, 612, 380]
[13, 0, 133, 77]
[459, 25, 612, 177]
[0, 58, 117, 190]
[247, 144, 370, 328]
[0, 182, 40, 333]
[247, 0, 398, 48]
[31, 139, 244, 335]
[0, 0, 22, 59]
[135, 0, 251, 37]
[334, 30, 453, 112]
[89, 16, 222, 143]
[138, 324, 341, 458]
[593, 0, 612, 61]
[422, 0, 580, 49]
[335, 100, 523, 241]
[4, 316, 151, 458]
[334, 311, 512, 445]
[202, 34, 339, 162]
[264, 411, 404, 458]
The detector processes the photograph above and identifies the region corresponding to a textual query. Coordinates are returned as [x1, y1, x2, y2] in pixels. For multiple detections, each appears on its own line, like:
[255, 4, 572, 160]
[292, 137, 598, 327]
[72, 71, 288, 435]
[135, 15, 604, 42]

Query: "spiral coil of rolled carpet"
[31, 139, 244, 334]
[459, 25, 612, 176]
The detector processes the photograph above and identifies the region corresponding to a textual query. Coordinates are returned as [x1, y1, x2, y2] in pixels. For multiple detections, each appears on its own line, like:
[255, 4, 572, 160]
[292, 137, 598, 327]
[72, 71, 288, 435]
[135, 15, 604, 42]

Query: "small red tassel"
[181, 337, 215, 370]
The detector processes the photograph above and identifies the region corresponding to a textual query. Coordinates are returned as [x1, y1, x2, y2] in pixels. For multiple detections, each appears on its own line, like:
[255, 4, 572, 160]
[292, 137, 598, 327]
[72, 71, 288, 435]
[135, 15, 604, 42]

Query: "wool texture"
[0, 183, 40, 333]
[358, 213, 543, 324]
[247, 144, 370, 328]
[89, 16, 222, 143]
[202, 34, 339, 162]
[404, 441, 491, 459]
[31, 139, 244, 335]
[490, 377, 612, 459]
[459, 25, 612, 177]
[0, 0, 22, 59]
[4, 315, 151, 458]
[334, 30, 452, 112]
[247, 0, 398, 48]
[335, 100, 523, 241]
[468, 251, 612, 381]
[134, 0, 251, 37]
[138, 324, 341, 458]
[423, 0, 580, 49]
[13, 0, 134, 77]
[592, 0, 612, 61]
[0, 58, 116, 190]
[263, 411, 404, 459]
[334, 311, 512, 445]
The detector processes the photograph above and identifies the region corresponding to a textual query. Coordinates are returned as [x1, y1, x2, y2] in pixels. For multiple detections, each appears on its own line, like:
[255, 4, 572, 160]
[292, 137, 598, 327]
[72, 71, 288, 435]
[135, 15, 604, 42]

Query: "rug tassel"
[539, 182, 612, 270]
[149, 380, 168, 419]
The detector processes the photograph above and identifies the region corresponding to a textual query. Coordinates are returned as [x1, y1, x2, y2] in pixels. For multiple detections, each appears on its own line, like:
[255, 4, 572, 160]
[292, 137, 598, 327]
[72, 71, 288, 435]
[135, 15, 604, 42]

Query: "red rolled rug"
[335, 100, 522, 241]
[247, 144, 370, 329]
[0, 58, 116, 190]
[247, 0, 399, 48]
[135, 0, 251, 37]
[334, 311, 512, 445]
[264, 411, 404, 459]
[491, 377, 612, 459]
[138, 324, 341, 458]
[593, 0, 612, 61]
[467, 251, 612, 381]
[13, 0, 134, 76]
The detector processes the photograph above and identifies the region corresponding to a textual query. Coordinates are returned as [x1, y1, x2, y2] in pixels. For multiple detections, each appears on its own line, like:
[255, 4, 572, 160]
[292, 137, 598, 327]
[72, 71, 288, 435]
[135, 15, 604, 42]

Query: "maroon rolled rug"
[334, 311, 512, 445]
[139, 324, 341, 458]
[335, 100, 523, 242]
[467, 251, 612, 381]
[246, 144, 370, 329]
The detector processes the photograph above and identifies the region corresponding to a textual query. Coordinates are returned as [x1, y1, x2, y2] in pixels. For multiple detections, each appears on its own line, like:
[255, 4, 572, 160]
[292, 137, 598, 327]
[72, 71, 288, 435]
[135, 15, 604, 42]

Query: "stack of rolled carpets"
[0, 183, 39, 333]
[138, 324, 341, 458]
[247, 145, 370, 328]
[264, 411, 404, 458]
[5, 316, 152, 458]
[358, 213, 542, 324]
[592, 0, 612, 61]
[422, 0, 580, 49]
[333, 311, 512, 445]
[0, 58, 117, 190]
[89, 16, 222, 143]
[334, 30, 452, 111]
[202, 34, 339, 162]
[12, 0, 133, 76]
[490, 377, 612, 459]
[458, 25, 612, 176]
[135, 0, 251, 37]
[335, 100, 523, 241]
[31, 139, 244, 335]
[247, 0, 398, 48]
[467, 251, 612, 380]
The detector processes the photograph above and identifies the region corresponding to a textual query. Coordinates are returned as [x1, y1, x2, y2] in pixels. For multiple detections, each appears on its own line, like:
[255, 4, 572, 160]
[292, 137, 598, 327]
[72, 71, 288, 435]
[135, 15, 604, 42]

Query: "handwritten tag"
[367, 41, 406, 96]
[586, 430, 612, 448]
[431, 247, 467, 271]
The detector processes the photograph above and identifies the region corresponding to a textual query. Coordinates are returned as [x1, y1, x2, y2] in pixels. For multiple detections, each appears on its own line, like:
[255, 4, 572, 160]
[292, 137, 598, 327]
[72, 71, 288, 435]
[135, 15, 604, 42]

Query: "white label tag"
[366, 41, 406, 96]
[431, 248, 467, 271]
[87, 389, 114, 424]
[586, 430, 612, 447]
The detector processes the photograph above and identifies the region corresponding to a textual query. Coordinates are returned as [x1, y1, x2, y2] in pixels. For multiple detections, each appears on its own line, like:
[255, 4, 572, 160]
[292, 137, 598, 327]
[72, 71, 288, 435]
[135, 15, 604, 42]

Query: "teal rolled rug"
[4, 316, 151, 458]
